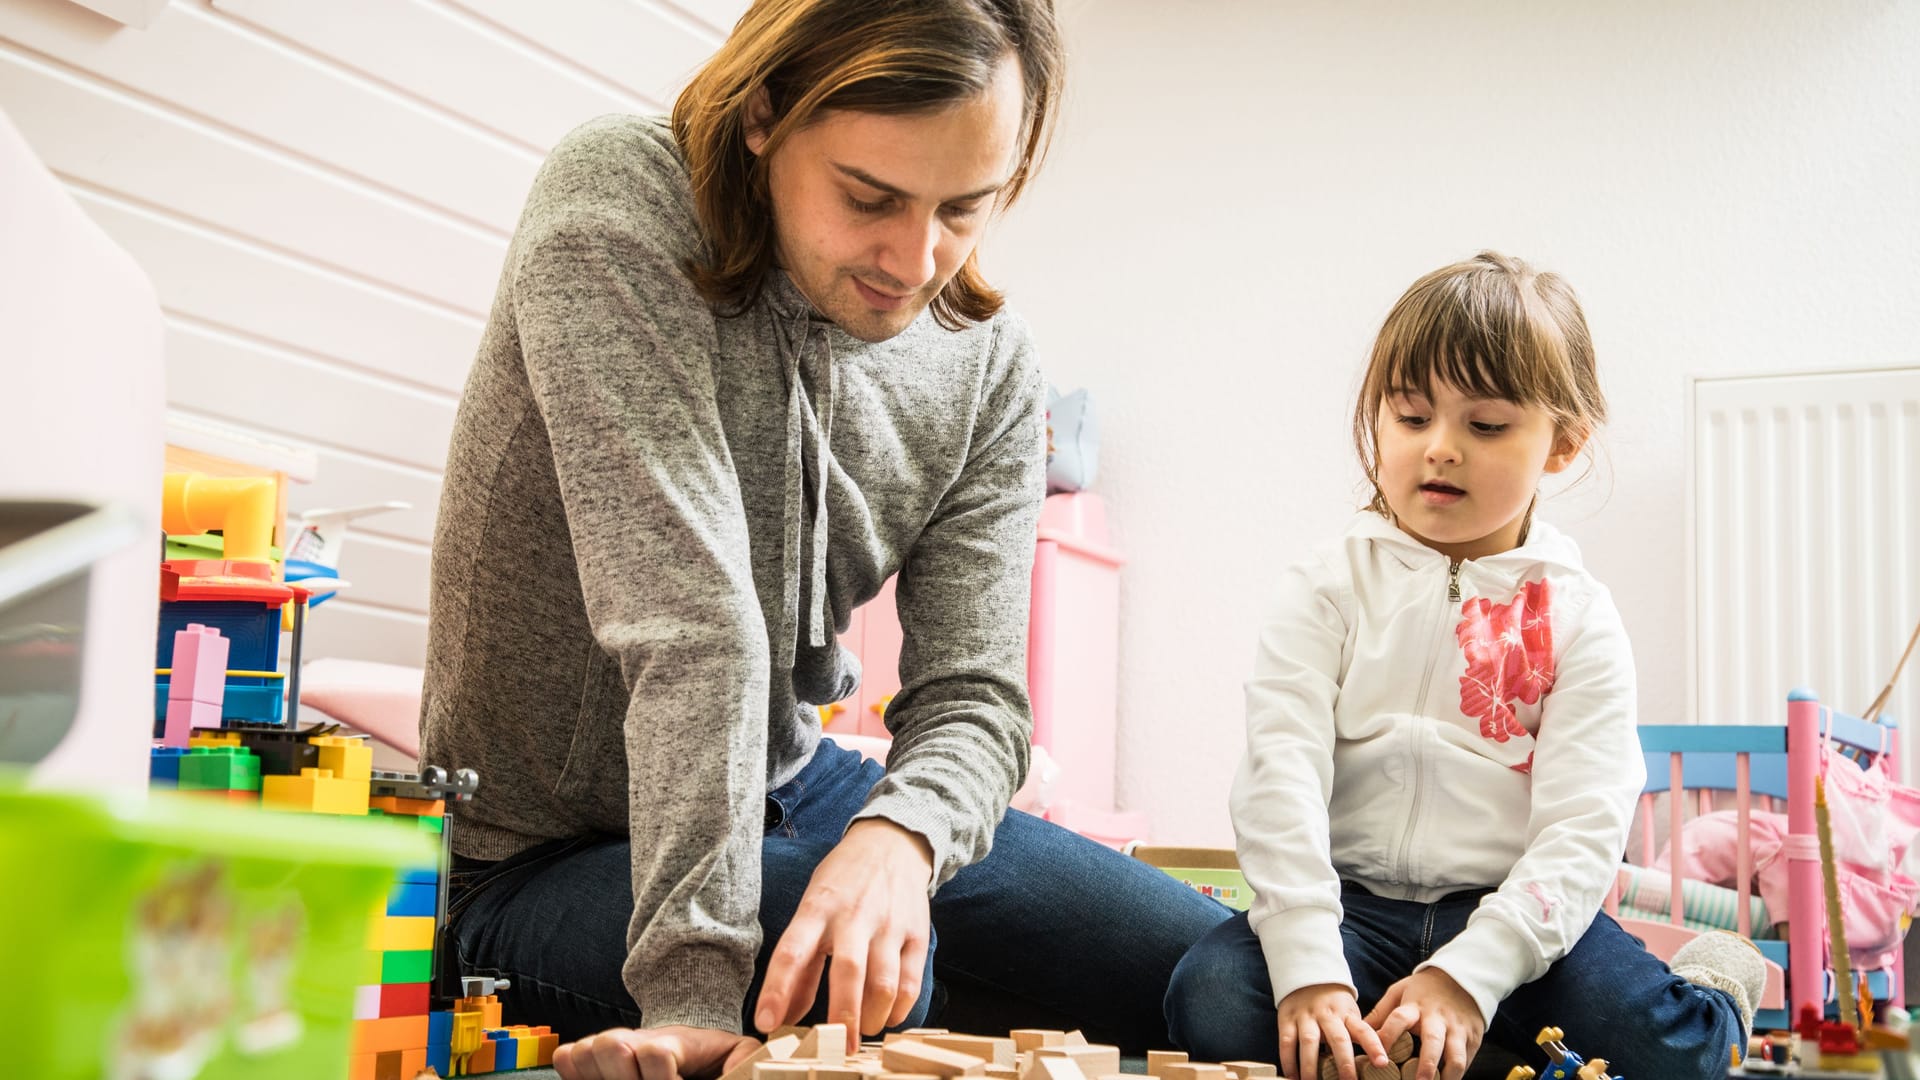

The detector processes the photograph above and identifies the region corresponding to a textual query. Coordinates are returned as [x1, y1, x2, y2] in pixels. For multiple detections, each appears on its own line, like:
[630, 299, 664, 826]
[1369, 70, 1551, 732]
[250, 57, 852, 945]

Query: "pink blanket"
[1655, 747, 1920, 970]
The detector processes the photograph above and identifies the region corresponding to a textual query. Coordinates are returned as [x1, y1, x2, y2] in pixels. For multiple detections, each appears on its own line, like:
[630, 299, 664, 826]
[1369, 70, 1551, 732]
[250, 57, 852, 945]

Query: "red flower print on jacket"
[1456, 579, 1555, 743]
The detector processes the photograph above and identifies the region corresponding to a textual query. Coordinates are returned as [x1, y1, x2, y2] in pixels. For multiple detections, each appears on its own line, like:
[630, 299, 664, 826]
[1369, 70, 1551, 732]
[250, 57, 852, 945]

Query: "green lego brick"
[177, 746, 263, 792]
[381, 948, 432, 984]
[415, 814, 444, 834]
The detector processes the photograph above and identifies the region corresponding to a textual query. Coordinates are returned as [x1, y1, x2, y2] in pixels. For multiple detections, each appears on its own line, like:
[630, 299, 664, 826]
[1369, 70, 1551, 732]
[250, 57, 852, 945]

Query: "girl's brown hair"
[1352, 251, 1607, 515]
[672, 0, 1064, 329]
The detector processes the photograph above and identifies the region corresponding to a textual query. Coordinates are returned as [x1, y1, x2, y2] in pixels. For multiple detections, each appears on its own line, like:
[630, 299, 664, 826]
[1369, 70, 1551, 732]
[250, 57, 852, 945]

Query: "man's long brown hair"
[672, 0, 1064, 329]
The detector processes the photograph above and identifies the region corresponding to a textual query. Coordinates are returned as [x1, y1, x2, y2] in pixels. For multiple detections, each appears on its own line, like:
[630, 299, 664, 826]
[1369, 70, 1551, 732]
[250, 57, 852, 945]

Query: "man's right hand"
[553, 1024, 763, 1080]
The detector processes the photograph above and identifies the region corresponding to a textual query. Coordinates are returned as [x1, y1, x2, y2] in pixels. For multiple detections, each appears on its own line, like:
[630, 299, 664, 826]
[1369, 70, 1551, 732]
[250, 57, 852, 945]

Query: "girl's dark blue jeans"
[1165, 882, 1742, 1076]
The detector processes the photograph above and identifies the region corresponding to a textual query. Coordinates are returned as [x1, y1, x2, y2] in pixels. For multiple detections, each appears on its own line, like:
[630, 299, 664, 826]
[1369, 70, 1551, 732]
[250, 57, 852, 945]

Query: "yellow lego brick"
[511, 1027, 538, 1068]
[261, 767, 370, 815]
[189, 730, 243, 749]
[310, 735, 373, 782]
[369, 914, 436, 952]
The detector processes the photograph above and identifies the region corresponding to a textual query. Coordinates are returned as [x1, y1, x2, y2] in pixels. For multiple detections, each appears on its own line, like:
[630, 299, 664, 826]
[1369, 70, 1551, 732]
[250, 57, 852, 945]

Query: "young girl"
[1165, 252, 1765, 1080]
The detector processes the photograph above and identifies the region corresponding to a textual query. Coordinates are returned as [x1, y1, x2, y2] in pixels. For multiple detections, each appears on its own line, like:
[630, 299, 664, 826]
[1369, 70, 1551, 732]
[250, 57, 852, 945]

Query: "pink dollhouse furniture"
[832, 492, 1147, 846]
[1606, 689, 1906, 1030]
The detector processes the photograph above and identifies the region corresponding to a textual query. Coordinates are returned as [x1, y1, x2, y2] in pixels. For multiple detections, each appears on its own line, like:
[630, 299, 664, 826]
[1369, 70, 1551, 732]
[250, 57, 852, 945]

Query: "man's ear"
[1543, 430, 1587, 475]
[743, 87, 774, 156]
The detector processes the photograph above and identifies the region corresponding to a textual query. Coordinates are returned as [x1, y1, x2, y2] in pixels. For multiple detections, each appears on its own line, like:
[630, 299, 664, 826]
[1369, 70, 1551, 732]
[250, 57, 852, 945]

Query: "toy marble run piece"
[162, 471, 278, 564]
[1503, 1027, 1617, 1080]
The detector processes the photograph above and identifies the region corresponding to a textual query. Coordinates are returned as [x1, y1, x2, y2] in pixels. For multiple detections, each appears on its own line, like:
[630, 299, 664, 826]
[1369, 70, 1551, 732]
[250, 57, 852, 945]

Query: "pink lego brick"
[162, 623, 229, 749]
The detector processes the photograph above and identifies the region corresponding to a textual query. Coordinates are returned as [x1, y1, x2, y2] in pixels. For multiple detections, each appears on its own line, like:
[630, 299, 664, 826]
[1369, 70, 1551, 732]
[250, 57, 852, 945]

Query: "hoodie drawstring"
[771, 307, 835, 668]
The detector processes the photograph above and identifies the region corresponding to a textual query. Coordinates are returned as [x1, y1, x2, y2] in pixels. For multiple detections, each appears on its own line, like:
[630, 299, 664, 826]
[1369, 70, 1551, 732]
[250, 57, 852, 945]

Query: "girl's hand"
[1364, 969, 1482, 1080]
[1275, 983, 1391, 1080]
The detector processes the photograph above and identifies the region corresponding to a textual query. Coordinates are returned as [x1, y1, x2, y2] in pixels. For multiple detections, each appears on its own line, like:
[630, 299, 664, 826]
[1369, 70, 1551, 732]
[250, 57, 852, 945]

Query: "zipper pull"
[1448, 561, 1462, 602]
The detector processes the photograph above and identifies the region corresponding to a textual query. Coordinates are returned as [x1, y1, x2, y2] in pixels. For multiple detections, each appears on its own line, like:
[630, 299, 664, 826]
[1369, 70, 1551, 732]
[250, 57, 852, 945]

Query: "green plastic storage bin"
[0, 777, 437, 1079]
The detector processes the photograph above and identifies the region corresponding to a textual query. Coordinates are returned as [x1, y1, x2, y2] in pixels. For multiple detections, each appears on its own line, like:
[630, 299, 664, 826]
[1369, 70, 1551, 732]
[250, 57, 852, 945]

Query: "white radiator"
[1689, 366, 1920, 777]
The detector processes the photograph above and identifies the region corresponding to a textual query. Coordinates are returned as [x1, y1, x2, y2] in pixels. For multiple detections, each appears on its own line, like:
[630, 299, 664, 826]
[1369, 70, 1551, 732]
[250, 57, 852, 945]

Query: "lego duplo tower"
[148, 472, 557, 1078]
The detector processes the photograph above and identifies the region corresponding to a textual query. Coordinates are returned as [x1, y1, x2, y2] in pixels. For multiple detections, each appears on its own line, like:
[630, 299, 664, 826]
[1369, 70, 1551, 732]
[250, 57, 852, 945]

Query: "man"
[421, 3, 1228, 1079]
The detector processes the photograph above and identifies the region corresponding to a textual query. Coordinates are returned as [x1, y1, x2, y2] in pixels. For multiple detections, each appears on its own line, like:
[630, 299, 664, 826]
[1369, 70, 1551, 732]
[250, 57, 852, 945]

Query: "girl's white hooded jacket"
[1233, 512, 1644, 1024]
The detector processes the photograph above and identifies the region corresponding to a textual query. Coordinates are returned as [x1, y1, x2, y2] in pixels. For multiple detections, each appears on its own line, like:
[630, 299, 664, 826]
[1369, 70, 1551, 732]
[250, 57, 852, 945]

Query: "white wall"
[9, 0, 1916, 844]
[0, 0, 748, 668]
[989, 1, 1920, 844]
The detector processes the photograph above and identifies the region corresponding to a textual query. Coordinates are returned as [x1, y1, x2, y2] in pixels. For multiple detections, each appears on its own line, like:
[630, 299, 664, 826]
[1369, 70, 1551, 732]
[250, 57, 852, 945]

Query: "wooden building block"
[1011, 1031, 1067, 1052]
[1062, 1032, 1089, 1047]
[1021, 1055, 1086, 1080]
[721, 1033, 804, 1080]
[798, 1023, 850, 1064]
[1162, 1064, 1228, 1080]
[755, 1064, 812, 1080]
[1317, 1058, 1400, 1080]
[1223, 1063, 1277, 1080]
[882, 1040, 986, 1077]
[1035, 1045, 1120, 1077]
[1386, 1032, 1413, 1063]
[926, 1035, 1015, 1067]
[1146, 1051, 1189, 1078]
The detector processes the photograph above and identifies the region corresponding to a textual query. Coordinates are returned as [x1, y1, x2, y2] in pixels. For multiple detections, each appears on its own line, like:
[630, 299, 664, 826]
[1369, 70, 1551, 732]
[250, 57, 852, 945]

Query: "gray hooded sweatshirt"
[420, 115, 1044, 1032]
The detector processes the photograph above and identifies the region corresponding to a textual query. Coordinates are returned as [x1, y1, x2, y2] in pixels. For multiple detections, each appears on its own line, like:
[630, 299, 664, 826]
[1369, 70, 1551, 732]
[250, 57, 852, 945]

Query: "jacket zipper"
[1395, 560, 1462, 884]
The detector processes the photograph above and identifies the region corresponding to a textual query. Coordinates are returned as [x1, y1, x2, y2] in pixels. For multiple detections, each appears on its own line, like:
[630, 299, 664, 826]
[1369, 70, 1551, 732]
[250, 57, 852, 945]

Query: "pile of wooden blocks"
[721, 1026, 1280, 1080]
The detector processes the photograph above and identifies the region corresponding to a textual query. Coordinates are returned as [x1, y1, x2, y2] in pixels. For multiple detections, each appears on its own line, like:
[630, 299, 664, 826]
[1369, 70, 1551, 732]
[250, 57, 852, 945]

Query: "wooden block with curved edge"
[883, 1040, 986, 1077]
[1145, 1051, 1189, 1078]
[1317, 1056, 1403, 1080]
[1386, 1033, 1413, 1064]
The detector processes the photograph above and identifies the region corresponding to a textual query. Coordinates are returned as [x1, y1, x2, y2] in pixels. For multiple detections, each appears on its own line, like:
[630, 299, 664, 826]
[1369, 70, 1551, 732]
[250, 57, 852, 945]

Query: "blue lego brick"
[428, 1011, 452, 1076]
[157, 599, 281, 673]
[150, 746, 188, 787]
[490, 1032, 518, 1071]
[152, 680, 286, 737]
[398, 866, 441, 886]
[387, 881, 437, 918]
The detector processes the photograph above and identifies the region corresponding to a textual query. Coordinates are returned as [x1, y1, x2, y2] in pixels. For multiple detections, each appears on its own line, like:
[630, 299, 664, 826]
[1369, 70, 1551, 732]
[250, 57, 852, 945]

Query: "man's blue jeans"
[1165, 882, 1742, 1076]
[443, 739, 1230, 1050]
